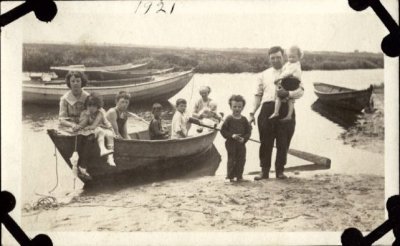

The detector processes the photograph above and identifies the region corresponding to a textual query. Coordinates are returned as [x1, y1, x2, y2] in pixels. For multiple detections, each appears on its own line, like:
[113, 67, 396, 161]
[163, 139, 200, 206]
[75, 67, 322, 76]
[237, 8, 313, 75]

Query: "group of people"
[58, 45, 304, 181]
[59, 71, 131, 175]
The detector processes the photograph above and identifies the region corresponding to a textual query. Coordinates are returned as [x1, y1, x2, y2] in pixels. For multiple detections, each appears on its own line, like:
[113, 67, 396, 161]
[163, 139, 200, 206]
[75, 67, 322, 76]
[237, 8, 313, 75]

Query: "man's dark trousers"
[257, 101, 295, 175]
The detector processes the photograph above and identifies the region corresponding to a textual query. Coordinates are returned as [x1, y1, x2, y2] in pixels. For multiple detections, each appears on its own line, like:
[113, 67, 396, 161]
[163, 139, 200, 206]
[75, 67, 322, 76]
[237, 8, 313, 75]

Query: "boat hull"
[99, 68, 175, 80]
[23, 71, 194, 105]
[313, 83, 373, 111]
[51, 63, 148, 79]
[47, 129, 218, 183]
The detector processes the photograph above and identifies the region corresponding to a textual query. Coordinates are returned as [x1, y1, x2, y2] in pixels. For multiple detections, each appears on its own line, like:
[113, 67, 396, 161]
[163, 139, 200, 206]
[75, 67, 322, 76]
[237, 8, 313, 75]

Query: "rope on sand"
[47, 145, 60, 193]
[23, 145, 62, 213]
[23, 196, 59, 212]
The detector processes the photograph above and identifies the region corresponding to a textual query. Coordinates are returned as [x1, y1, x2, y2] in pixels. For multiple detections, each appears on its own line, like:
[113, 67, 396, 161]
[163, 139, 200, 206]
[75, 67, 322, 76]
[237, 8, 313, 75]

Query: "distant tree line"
[23, 43, 384, 73]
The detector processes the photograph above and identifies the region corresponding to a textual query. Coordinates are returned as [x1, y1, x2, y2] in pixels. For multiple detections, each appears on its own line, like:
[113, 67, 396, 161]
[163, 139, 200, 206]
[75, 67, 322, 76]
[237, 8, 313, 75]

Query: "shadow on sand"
[81, 145, 221, 195]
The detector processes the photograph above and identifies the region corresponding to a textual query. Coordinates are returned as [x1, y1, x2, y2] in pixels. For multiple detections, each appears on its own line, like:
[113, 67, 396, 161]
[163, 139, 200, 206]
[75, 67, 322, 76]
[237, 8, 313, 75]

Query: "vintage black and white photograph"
[1, 0, 399, 245]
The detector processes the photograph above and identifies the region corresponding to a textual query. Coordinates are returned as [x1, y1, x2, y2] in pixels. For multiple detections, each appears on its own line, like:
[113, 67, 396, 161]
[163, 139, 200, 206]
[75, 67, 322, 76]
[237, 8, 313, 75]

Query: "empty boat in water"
[23, 70, 194, 105]
[50, 62, 148, 79]
[313, 82, 373, 112]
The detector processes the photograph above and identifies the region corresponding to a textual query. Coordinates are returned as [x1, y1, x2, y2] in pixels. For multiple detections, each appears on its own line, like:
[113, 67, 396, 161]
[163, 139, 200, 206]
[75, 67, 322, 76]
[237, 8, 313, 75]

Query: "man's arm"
[249, 77, 264, 124]
[276, 83, 304, 100]
[288, 83, 304, 99]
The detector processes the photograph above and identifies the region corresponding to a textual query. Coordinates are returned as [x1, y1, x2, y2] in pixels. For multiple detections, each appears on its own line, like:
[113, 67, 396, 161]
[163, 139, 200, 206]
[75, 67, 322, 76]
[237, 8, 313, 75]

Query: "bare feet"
[269, 113, 279, 119]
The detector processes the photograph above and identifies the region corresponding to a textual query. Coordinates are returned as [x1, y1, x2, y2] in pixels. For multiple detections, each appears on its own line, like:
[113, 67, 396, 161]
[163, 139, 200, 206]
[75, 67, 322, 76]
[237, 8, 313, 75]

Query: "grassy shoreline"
[23, 43, 383, 74]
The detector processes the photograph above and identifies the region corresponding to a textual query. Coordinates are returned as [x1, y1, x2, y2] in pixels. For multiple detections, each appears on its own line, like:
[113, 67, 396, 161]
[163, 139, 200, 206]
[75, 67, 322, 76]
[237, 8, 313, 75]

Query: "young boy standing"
[221, 95, 252, 182]
[171, 98, 191, 139]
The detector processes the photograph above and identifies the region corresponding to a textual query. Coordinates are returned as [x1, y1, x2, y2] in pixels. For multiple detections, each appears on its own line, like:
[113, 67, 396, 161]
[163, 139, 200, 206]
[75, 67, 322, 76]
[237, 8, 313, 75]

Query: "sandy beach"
[22, 173, 384, 232]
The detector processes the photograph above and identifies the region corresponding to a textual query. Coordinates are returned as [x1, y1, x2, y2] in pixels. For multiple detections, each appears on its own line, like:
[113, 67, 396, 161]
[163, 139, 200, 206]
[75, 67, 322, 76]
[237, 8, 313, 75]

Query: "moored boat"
[313, 82, 373, 112]
[99, 67, 175, 80]
[50, 63, 148, 79]
[23, 70, 194, 105]
[47, 128, 218, 183]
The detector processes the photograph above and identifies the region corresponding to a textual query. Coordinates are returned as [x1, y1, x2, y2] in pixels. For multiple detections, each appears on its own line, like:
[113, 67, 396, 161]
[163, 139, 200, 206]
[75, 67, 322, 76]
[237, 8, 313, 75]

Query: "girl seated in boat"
[106, 91, 131, 140]
[171, 98, 191, 139]
[149, 103, 169, 140]
[75, 93, 116, 166]
[270, 45, 304, 121]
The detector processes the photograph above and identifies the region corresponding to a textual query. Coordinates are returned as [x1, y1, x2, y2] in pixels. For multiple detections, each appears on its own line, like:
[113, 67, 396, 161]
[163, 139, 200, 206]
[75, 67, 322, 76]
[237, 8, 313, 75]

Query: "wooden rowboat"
[50, 63, 148, 79]
[313, 82, 373, 112]
[23, 70, 194, 105]
[42, 76, 154, 86]
[47, 128, 218, 183]
[98, 67, 175, 80]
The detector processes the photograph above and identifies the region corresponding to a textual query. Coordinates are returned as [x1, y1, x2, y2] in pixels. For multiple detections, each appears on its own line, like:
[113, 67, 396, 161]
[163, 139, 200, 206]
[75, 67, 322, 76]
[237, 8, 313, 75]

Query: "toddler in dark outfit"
[220, 95, 252, 182]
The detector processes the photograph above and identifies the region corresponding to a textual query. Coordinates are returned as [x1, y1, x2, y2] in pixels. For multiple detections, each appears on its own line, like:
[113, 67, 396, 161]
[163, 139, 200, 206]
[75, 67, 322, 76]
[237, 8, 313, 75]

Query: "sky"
[4, 0, 398, 52]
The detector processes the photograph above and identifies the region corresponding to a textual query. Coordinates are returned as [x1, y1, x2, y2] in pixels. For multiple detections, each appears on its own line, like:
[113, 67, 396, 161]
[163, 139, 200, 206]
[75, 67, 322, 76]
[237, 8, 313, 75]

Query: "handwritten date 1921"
[135, 0, 176, 14]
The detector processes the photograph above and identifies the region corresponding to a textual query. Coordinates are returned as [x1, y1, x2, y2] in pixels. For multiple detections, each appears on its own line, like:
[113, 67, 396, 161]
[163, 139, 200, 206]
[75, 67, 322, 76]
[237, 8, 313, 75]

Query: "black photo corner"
[0, 0, 399, 245]
[0, 0, 57, 27]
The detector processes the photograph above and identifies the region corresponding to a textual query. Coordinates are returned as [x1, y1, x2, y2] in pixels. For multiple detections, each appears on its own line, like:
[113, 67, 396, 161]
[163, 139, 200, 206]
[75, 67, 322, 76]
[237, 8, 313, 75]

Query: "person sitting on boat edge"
[106, 91, 131, 139]
[171, 98, 191, 139]
[58, 71, 90, 178]
[221, 95, 252, 182]
[148, 103, 169, 140]
[59, 71, 90, 130]
[75, 93, 116, 166]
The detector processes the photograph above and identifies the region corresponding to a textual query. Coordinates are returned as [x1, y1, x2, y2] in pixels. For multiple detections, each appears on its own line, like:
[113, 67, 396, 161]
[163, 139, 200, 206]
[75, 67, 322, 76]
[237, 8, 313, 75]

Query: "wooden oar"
[189, 117, 331, 167]
[128, 112, 150, 125]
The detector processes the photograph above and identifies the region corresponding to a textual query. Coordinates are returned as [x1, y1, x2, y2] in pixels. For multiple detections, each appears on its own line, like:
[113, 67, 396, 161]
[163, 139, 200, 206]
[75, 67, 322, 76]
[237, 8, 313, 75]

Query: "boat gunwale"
[313, 82, 372, 96]
[23, 70, 194, 90]
[50, 62, 148, 72]
[104, 67, 175, 75]
[48, 128, 217, 144]
[116, 130, 218, 144]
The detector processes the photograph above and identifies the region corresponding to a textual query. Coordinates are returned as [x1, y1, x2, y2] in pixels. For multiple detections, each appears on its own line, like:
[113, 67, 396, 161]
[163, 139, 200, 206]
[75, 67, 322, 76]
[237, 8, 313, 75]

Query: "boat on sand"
[47, 128, 218, 184]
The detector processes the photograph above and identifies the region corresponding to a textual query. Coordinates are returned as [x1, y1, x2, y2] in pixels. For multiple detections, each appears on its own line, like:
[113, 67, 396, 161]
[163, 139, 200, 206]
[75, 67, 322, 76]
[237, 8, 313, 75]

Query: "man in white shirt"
[249, 46, 304, 180]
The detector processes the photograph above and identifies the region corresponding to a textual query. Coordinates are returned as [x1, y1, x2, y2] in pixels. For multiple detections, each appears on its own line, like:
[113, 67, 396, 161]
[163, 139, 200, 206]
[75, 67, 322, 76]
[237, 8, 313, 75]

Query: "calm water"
[22, 69, 384, 204]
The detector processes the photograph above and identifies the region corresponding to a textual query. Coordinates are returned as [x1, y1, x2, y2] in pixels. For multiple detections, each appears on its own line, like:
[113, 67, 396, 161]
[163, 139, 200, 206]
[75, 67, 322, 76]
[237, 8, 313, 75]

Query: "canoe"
[99, 67, 175, 80]
[42, 76, 154, 86]
[313, 83, 373, 111]
[50, 63, 148, 79]
[47, 128, 218, 183]
[23, 70, 194, 105]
